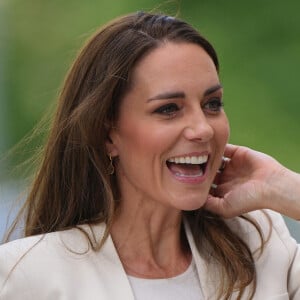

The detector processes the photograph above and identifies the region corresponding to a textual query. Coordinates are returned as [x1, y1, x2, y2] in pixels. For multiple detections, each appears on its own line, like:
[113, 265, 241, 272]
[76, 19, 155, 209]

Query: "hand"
[205, 144, 300, 219]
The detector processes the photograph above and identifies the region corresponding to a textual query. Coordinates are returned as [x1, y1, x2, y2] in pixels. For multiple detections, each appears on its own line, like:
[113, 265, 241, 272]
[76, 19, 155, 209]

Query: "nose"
[183, 109, 214, 142]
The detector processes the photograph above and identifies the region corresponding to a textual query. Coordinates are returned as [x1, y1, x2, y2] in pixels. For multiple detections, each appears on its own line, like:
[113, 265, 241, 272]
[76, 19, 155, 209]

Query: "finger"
[206, 190, 253, 218]
[211, 176, 238, 196]
[204, 194, 236, 218]
[223, 144, 239, 159]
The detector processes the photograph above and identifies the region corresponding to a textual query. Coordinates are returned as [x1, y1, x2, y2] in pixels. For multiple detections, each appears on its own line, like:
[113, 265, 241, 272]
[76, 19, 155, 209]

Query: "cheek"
[209, 119, 230, 176]
[221, 122, 230, 144]
[114, 126, 155, 177]
[114, 120, 172, 189]
[212, 117, 230, 152]
[217, 115, 230, 141]
[117, 119, 175, 156]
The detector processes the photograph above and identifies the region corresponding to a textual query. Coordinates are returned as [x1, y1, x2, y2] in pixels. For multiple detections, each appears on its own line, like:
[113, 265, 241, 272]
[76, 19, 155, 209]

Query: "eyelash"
[153, 98, 224, 118]
[154, 103, 179, 116]
[203, 98, 224, 113]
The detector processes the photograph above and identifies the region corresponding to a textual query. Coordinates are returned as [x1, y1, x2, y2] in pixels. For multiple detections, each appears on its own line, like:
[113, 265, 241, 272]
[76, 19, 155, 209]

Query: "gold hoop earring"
[108, 154, 115, 175]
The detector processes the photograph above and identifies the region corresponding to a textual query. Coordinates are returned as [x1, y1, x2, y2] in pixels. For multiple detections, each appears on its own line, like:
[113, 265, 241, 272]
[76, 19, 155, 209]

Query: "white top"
[127, 259, 203, 300]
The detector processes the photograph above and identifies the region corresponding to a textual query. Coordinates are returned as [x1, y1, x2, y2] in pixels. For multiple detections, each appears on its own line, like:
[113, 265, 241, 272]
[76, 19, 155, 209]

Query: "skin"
[205, 144, 300, 220]
[106, 42, 229, 278]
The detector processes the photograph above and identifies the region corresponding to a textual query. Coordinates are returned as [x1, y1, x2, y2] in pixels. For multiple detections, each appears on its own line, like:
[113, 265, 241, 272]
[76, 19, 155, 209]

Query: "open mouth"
[166, 154, 208, 178]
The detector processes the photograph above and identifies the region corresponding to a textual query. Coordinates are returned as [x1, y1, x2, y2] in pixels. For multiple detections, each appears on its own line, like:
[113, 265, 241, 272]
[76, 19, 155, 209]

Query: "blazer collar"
[88, 220, 227, 300]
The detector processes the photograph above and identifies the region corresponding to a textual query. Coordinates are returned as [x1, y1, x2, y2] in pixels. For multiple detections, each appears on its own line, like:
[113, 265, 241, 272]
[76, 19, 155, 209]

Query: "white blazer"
[0, 210, 299, 299]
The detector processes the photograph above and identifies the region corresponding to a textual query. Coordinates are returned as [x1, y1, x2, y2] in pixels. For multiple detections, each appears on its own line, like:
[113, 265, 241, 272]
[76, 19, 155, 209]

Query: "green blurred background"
[0, 0, 299, 239]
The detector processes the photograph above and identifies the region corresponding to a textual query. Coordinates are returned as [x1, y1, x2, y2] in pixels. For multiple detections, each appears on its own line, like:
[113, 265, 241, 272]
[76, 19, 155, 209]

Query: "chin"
[175, 197, 207, 211]
[182, 203, 205, 211]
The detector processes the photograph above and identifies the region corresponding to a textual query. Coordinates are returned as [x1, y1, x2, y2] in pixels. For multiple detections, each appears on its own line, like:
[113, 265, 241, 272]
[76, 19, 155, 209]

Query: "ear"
[105, 127, 119, 157]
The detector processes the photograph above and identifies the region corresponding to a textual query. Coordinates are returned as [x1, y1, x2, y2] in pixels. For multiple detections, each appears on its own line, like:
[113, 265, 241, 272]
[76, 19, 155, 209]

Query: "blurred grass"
[1, 0, 300, 177]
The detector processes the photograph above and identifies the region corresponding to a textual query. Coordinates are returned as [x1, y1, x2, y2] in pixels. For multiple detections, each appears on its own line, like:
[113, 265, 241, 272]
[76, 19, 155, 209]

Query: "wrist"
[267, 167, 300, 220]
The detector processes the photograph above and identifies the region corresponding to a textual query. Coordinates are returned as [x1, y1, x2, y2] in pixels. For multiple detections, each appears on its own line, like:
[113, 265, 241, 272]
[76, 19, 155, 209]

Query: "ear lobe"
[105, 129, 119, 157]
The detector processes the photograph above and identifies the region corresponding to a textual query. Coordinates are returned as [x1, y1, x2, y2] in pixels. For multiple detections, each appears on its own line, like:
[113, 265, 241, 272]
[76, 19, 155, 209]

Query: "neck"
[110, 198, 191, 278]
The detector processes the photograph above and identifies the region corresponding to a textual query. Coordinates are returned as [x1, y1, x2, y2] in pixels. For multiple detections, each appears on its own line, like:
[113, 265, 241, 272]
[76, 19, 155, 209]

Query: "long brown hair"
[8, 12, 263, 299]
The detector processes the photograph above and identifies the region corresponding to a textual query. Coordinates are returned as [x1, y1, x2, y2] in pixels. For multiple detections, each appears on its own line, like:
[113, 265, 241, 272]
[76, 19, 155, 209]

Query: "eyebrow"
[204, 84, 223, 96]
[147, 84, 222, 102]
[147, 91, 185, 102]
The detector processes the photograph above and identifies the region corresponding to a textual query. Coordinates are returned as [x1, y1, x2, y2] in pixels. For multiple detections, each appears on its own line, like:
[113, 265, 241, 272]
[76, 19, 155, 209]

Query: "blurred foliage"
[1, 0, 300, 179]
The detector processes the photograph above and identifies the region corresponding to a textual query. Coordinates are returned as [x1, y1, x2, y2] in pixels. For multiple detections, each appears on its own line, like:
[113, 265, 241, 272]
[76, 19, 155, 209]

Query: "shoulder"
[0, 232, 57, 299]
[0, 222, 106, 255]
[0, 225, 90, 261]
[225, 209, 289, 235]
[0, 223, 106, 299]
[227, 210, 300, 297]
[226, 210, 298, 260]
[0, 233, 57, 281]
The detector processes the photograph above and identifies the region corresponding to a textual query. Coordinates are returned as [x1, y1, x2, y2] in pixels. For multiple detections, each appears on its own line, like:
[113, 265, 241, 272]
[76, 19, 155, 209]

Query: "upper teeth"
[167, 155, 208, 164]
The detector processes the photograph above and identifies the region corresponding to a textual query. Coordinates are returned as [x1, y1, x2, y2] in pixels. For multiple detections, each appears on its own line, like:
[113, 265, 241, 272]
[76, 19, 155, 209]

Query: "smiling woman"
[107, 43, 229, 212]
[0, 11, 299, 300]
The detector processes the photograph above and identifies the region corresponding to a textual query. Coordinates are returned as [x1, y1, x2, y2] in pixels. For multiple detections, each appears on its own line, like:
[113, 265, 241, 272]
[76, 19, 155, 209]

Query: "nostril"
[183, 123, 214, 142]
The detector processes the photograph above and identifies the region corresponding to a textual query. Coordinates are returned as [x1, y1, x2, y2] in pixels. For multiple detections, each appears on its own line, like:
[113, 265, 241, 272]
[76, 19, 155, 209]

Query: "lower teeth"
[175, 169, 203, 177]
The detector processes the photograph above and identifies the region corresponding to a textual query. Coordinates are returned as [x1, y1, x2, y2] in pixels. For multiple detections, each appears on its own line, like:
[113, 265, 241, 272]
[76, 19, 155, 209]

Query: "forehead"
[130, 42, 219, 91]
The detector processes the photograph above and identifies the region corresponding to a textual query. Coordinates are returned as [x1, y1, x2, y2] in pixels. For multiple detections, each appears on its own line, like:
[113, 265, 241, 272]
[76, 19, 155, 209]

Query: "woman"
[0, 12, 299, 299]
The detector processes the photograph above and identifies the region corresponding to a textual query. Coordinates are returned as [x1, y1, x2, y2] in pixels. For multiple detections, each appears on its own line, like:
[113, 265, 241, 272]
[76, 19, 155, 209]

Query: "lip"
[166, 151, 209, 184]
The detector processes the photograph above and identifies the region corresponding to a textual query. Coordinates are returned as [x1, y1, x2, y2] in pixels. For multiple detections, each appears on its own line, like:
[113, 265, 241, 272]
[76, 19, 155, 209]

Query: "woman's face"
[109, 42, 230, 211]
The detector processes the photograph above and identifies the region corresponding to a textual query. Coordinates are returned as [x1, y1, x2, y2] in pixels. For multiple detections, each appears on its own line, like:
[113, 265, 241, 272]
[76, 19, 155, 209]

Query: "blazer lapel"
[183, 219, 219, 300]
[89, 223, 136, 300]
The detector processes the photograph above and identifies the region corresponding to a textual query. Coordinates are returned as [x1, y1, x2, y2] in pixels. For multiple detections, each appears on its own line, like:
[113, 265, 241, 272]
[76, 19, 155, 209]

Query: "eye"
[154, 103, 180, 116]
[203, 98, 224, 113]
